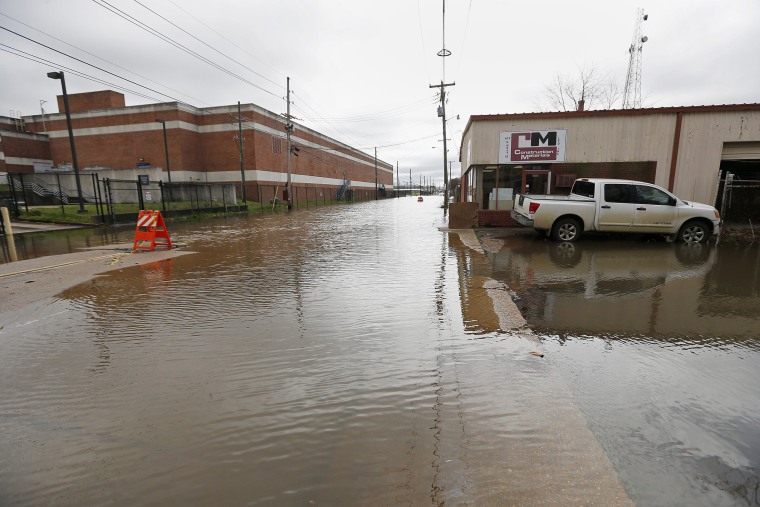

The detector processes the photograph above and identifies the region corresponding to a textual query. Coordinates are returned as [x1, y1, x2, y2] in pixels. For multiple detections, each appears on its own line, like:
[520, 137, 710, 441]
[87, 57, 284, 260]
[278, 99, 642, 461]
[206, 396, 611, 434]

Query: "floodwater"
[485, 234, 760, 506]
[2, 198, 630, 506]
[1, 201, 758, 506]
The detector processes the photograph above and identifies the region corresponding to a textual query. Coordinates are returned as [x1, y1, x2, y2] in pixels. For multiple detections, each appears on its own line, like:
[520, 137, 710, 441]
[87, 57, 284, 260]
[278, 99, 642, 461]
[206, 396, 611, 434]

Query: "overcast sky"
[2, 0, 758, 184]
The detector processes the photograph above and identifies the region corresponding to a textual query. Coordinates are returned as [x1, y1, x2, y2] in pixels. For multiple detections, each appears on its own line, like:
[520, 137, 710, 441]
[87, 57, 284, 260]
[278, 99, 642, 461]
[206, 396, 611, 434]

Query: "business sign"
[498, 130, 566, 163]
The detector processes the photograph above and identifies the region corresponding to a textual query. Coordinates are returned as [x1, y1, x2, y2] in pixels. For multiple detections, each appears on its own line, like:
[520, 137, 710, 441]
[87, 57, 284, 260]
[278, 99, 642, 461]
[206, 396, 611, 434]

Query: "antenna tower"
[622, 9, 648, 109]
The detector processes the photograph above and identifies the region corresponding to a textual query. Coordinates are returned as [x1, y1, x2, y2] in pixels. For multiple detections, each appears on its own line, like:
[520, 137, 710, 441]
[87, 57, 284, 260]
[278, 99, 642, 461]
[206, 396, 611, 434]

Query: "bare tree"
[541, 66, 622, 111]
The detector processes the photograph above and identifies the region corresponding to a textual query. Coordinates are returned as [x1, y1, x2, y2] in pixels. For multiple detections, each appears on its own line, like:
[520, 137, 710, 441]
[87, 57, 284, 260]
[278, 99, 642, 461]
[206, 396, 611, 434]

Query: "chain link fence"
[717, 173, 760, 243]
[5, 172, 388, 225]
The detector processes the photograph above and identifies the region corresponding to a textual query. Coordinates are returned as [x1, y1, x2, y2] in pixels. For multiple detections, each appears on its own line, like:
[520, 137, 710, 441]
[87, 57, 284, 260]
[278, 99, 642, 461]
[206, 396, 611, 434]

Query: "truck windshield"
[572, 181, 595, 198]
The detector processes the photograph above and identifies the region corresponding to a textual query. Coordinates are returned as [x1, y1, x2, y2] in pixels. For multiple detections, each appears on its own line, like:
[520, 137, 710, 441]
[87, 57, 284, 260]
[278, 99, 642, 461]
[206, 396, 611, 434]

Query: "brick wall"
[18, 91, 393, 188]
[478, 210, 517, 227]
[0, 131, 51, 173]
[56, 90, 126, 113]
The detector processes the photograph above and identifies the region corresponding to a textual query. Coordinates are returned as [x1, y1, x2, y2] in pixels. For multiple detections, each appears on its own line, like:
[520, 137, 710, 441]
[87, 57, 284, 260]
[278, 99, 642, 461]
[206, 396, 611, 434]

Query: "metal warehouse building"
[458, 104, 760, 227]
[1, 90, 393, 205]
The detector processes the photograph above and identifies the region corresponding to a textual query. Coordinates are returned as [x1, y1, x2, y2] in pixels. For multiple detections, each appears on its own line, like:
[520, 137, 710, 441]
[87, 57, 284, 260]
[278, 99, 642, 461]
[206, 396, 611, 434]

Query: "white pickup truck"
[511, 178, 721, 243]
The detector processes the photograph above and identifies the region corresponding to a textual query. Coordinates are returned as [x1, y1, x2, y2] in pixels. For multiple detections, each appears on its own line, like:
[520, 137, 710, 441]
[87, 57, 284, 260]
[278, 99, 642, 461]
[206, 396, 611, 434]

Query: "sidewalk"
[5, 220, 88, 235]
[0, 244, 193, 314]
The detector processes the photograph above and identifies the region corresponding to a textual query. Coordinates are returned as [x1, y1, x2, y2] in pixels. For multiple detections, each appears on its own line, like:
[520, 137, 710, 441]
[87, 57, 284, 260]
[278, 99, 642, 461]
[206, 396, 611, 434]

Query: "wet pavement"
[1, 200, 758, 505]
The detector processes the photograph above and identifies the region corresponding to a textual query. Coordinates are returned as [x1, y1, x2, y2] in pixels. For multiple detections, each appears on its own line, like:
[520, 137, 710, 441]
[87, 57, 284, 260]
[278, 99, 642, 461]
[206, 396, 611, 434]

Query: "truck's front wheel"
[677, 220, 710, 244]
[551, 217, 582, 242]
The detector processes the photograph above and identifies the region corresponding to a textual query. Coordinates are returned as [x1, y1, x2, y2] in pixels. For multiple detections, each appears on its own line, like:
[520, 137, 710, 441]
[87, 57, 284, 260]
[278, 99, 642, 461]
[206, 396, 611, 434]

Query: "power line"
[2, 12, 419, 163]
[133, 0, 284, 91]
[164, 0, 286, 85]
[0, 11, 208, 107]
[297, 97, 437, 123]
[91, 0, 282, 100]
[1, 25, 182, 103]
[0, 44, 160, 103]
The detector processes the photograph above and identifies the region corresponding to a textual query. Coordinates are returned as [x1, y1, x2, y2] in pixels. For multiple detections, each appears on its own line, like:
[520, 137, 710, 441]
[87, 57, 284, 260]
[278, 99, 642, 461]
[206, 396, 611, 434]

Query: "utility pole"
[430, 81, 454, 209]
[409, 169, 412, 195]
[285, 77, 294, 210]
[430, 0, 454, 210]
[396, 161, 399, 199]
[238, 101, 246, 203]
[374, 147, 378, 200]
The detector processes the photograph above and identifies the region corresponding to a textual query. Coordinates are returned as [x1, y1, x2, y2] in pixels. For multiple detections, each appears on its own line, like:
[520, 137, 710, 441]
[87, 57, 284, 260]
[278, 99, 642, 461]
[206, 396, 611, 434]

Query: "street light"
[47, 71, 86, 213]
[155, 119, 171, 185]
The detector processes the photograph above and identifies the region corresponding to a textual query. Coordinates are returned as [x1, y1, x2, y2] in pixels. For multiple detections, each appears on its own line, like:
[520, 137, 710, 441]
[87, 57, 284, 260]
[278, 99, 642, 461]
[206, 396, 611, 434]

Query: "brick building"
[1, 90, 394, 200]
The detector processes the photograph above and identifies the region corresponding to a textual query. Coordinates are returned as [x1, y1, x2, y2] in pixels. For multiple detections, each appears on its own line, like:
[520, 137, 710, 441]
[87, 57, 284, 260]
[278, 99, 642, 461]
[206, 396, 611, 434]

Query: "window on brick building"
[272, 137, 282, 154]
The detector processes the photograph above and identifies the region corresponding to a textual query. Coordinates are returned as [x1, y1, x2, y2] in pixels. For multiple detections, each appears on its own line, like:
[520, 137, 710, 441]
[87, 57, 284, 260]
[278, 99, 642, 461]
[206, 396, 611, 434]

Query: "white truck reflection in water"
[488, 236, 760, 339]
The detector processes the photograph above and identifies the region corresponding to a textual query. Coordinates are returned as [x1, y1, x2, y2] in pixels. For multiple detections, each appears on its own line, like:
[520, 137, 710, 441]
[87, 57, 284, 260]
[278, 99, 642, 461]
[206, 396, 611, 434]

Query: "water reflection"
[490, 236, 760, 342]
[485, 233, 760, 506]
[3, 207, 759, 506]
[1, 225, 135, 264]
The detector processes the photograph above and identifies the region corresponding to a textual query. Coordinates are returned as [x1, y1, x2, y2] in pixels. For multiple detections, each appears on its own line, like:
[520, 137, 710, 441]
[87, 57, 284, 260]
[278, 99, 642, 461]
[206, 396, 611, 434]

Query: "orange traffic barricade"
[133, 210, 173, 251]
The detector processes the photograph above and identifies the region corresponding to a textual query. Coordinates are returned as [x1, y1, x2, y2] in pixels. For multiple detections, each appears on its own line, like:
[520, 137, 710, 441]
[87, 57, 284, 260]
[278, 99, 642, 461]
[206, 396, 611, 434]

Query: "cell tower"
[622, 9, 648, 109]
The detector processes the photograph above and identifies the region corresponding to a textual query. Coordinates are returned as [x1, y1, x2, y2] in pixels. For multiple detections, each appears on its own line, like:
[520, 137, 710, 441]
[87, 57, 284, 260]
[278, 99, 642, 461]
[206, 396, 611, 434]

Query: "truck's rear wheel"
[551, 217, 582, 242]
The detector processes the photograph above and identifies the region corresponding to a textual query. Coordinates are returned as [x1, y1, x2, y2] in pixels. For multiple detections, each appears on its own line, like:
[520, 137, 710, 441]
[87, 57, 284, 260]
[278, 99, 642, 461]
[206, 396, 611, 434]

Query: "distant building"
[1, 90, 393, 199]
[459, 104, 760, 227]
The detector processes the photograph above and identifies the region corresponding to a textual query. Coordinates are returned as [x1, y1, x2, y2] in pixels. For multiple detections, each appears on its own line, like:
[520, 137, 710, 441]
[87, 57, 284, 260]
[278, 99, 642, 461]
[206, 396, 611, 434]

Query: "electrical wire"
[1, 25, 184, 103]
[296, 97, 438, 123]
[0, 11, 208, 108]
[164, 0, 286, 85]
[455, 0, 474, 77]
[1, 10, 427, 165]
[91, 0, 282, 100]
[133, 0, 284, 91]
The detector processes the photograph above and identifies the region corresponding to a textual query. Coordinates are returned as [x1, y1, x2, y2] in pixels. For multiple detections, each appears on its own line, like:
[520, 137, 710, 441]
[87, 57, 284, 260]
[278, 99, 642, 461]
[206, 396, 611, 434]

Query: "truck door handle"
[601, 205, 611, 209]
[637, 207, 646, 211]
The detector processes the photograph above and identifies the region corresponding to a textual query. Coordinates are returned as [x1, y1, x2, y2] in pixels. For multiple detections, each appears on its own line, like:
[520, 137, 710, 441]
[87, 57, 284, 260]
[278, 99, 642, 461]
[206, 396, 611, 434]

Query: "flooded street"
[486, 234, 760, 506]
[1, 199, 759, 505]
[1, 198, 630, 506]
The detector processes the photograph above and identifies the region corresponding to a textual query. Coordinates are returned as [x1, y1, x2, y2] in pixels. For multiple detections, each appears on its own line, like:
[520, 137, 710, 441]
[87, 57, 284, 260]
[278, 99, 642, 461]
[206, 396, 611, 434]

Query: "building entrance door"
[521, 170, 551, 194]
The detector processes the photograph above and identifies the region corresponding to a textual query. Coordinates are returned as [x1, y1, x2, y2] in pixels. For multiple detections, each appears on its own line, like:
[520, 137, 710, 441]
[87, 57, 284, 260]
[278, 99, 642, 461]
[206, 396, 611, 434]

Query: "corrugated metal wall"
[462, 109, 760, 204]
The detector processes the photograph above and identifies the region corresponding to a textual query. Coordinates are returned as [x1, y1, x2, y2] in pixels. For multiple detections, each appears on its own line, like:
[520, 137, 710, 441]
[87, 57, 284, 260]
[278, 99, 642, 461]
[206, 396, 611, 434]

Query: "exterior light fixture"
[47, 71, 86, 213]
[155, 119, 172, 185]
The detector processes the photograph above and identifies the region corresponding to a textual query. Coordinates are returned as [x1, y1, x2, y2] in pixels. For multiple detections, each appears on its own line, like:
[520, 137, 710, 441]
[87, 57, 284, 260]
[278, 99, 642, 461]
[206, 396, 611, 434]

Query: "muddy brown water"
[1, 200, 759, 505]
[484, 233, 760, 506]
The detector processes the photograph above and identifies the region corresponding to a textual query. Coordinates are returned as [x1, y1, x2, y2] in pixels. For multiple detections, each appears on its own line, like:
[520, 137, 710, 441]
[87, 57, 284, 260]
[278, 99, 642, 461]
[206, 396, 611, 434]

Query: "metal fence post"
[137, 177, 144, 210]
[159, 181, 166, 214]
[104, 178, 116, 224]
[18, 173, 29, 213]
[56, 173, 64, 215]
[92, 173, 103, 218]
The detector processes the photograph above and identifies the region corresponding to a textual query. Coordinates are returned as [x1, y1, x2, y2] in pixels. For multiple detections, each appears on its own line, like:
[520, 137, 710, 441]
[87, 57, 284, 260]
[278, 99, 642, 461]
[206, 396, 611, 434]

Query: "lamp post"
[47, 71, 86, 213]
[155, 119, 171, 185]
